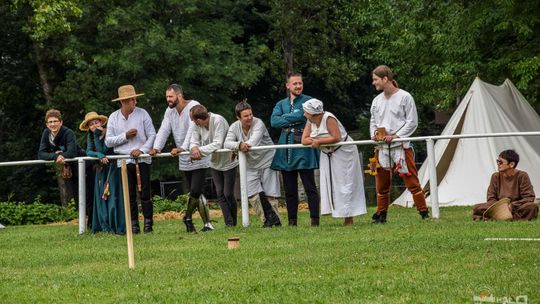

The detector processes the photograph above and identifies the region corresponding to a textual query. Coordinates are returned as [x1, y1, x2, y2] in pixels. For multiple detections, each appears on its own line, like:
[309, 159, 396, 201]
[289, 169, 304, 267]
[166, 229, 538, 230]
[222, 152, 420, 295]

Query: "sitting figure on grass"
[472, 149, 538, 221]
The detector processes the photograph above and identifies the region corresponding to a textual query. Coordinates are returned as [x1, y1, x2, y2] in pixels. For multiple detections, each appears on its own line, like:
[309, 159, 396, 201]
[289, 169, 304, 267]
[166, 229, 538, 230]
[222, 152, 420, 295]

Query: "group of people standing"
[36, 65, 431, 234]
[38, 64, 536, 235]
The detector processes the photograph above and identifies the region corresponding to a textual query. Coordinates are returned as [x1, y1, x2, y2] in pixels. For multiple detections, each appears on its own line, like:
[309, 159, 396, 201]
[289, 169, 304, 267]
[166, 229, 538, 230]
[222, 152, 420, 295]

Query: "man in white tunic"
[224, 101, 282, 227]
[190, 105, 239, 227]
[369, 65, 429, 223]
[149, 84, 211, 232]
[105, 85, 156, 234]
[301, 98, 367, 225]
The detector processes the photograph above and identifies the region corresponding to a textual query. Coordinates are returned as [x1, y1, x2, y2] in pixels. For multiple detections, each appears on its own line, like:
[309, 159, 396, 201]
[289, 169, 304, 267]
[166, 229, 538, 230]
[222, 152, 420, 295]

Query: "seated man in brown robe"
[473, 149, 538, 221]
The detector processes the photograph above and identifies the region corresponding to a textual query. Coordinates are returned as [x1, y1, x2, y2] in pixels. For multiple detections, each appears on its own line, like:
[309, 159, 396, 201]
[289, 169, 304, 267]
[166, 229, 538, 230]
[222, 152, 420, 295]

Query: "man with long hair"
[369, 65, 429, 223]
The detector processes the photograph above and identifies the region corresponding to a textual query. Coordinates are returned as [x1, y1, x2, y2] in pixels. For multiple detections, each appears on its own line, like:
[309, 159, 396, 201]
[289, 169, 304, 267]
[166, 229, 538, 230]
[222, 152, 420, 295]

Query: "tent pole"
[426, 139, 439, 218]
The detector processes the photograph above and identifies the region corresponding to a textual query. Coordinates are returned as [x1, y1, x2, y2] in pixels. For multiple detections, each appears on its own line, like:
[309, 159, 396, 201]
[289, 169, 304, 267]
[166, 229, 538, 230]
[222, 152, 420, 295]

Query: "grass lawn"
[0, 206, 538, 303]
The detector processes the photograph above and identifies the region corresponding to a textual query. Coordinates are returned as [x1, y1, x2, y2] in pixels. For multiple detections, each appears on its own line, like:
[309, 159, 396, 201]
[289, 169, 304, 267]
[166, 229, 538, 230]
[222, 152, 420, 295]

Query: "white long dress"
[310, 112, 367, 217]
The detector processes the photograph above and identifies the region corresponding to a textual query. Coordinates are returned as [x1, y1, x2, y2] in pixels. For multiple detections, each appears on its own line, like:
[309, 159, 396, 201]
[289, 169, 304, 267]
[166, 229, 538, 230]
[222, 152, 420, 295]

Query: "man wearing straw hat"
[105, 85, 156, 234]
[472, 150, 538, 221]
[149, 84, 211, 233]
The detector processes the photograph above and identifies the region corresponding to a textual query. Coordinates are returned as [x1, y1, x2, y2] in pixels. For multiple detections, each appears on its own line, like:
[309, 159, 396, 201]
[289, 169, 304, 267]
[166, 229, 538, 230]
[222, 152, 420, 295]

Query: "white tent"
[394, 78, 540, 207]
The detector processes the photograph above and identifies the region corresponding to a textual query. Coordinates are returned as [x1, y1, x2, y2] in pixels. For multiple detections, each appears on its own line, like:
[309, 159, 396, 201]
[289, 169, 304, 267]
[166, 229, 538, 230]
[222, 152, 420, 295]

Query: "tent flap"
[393, 78, 540, 207]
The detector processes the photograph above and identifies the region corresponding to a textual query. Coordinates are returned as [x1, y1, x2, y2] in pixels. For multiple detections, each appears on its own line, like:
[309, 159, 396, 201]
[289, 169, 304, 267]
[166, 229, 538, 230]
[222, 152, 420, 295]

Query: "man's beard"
[168, 99, 179, 108]
[291, 89, 302, 97]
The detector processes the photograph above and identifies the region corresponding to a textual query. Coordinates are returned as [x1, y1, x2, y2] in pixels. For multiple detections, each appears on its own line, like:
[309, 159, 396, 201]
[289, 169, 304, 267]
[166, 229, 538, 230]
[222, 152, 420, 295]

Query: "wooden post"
[121, 160, 135, 269]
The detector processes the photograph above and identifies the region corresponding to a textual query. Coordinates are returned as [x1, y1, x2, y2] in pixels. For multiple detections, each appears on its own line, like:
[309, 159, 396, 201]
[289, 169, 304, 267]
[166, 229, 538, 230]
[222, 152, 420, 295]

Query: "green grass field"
[1, 207, 538, 303]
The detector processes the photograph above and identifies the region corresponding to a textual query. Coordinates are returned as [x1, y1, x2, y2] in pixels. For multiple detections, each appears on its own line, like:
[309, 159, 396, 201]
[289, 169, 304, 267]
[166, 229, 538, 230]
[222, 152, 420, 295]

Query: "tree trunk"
[282, 35, 295, 76]
[56, 175, 74, 207]
[32, 42, 52, 104]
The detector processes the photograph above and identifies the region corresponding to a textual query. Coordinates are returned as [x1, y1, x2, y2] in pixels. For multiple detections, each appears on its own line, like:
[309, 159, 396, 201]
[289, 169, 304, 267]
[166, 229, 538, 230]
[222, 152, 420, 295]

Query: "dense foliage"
[0, 195, 190, 225]
[0, 198, 77, 225]
[152, 194, 188, 213]
[1, 0, 539, 202]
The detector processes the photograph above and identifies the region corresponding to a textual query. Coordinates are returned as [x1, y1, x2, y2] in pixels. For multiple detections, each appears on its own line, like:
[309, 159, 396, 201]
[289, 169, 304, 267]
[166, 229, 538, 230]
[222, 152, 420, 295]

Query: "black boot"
[419, 210, 430, 220]
[141, 200, 154, 233]
[263, 212, 282, 228]
[183, 217, 196, 233]
[183, 196, 199, 233]
[372, 212, 387, 224]
[129, 199, 140, 234]
[231, 206, 238, 227]
[311, 217, 320, 227]
[260, 192, 281, 228]
[288, 219, 297, 226]
[132, 220, 141, 234]
[143, 218, 153, 233]
[230, 200, 238, 227]
[218, 198, 234, 227]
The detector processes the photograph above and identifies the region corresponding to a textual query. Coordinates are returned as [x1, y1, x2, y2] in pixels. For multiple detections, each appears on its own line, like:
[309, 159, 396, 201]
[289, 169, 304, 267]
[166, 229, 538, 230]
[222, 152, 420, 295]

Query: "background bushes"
[0, 199, 77, 225]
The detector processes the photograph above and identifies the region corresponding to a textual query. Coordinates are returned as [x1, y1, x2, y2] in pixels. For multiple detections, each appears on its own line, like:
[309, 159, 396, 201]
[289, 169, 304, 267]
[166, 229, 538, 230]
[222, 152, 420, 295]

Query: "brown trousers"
[375, 147, 427, 214]
[472, 201, 538, 221]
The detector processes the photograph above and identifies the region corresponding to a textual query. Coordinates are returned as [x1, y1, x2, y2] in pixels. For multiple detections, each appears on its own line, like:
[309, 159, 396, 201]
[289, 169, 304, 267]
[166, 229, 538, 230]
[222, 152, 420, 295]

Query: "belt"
[283, 127, 302, 133]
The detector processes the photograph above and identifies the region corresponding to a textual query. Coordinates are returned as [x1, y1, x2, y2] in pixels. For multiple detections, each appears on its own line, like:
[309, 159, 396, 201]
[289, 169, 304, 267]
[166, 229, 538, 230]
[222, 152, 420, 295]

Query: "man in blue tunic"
[271, 72, 320, 226]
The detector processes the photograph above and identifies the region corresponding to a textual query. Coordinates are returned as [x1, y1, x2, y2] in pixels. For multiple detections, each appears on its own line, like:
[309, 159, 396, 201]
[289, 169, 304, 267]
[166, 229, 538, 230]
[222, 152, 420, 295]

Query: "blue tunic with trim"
[270, 94, 319, 171]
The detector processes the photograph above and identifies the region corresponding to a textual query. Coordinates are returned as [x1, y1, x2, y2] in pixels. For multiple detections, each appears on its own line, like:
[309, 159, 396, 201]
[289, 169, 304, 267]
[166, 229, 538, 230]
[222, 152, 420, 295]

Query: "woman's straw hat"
[483, 198, 513, 221]
[112, 85, 144, 102]
[79, 112, 108, 131]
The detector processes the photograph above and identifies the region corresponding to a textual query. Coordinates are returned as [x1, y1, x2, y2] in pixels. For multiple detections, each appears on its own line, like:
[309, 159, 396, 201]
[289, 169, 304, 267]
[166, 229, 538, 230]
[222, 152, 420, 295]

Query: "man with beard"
[271, 72, 320, 226]
[149, 84, 212, 232]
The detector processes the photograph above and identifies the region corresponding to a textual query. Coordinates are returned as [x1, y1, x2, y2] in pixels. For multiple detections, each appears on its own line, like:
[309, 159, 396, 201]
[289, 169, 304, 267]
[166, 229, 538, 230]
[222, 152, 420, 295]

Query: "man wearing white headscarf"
[301, 98, 367, 225]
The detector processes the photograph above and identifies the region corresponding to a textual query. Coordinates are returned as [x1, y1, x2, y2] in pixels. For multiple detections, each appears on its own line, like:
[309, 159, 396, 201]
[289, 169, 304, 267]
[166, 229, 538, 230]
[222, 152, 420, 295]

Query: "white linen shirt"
[224, 117, 275, 170]
[369, 89, 418, 148]
[153, 100, 209, 171]
[190, 113, 237, 171]
[105, 107, 156, 165]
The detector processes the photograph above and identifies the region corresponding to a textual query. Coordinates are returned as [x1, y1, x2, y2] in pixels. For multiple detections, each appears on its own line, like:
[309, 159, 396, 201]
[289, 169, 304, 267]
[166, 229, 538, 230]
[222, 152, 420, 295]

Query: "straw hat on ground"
[483, 198, 513, 221]
[112, 85, 144, 102]
[79, 112, 108, 131]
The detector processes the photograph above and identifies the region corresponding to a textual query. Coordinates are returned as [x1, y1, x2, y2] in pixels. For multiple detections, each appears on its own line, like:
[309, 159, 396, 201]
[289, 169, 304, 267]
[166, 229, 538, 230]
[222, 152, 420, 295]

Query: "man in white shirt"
[105, 85, 156, 233]
[149, 84, 211, 232]
[190, 105, 238, 228]
[369, 65, 429, 224]
[225, 101, 282, 227]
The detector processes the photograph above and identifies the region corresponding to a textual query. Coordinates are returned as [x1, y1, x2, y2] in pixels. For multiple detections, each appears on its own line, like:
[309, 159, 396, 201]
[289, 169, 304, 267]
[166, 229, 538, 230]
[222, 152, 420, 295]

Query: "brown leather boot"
[343, 217, 353, 226]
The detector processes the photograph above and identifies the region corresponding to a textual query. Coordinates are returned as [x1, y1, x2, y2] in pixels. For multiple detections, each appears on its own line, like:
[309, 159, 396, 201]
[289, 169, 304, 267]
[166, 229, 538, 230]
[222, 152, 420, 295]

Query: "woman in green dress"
[80, 112, 126, 234]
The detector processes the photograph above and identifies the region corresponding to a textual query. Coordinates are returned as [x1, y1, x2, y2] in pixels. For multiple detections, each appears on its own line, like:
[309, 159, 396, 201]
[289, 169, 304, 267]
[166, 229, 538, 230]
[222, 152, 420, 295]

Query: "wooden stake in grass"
[121, 160, 135, 269]
[228, 237, 240, 250]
